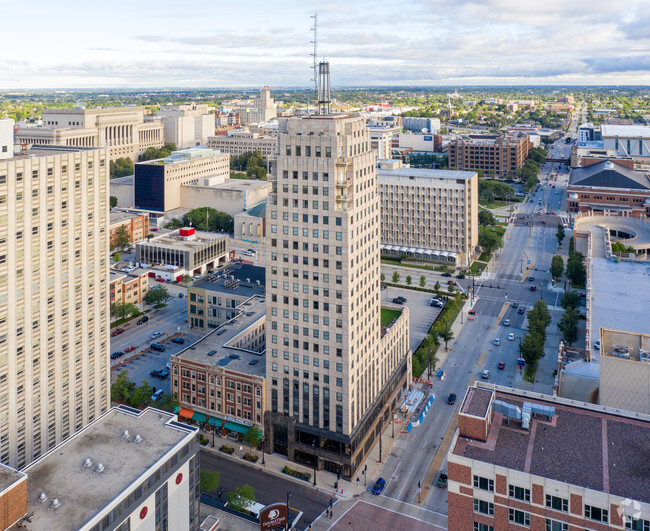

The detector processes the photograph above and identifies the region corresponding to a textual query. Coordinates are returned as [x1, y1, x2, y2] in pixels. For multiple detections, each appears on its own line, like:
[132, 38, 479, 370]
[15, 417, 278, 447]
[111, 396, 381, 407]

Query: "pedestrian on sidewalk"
[325, 508, 329, 518]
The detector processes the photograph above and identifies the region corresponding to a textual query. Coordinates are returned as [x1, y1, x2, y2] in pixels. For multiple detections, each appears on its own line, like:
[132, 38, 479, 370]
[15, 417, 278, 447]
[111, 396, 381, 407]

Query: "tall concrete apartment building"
[155, 103, 214, 148]
[0, 145, 110, 468]
[264, 107, 411, 479]
[449, 133, 530, 176]
[15, 106, 165, 163]
[378, 163, 479, 267]
[0, 118, 13, 160]
[448, 383, 650, 531]
[207, 130, 277, 163]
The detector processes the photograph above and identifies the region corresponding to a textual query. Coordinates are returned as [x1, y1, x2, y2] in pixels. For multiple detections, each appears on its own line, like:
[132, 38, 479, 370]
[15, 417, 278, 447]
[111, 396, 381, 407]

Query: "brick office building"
[448, 134, 530, 176]
[447, 383, 650, 531]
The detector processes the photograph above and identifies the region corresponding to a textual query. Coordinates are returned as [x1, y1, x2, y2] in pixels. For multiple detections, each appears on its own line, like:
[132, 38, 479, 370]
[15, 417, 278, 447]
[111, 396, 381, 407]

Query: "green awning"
[192, 411, 207, 423]
[223, 421, 250, 434]
[207, 417, 222, 427]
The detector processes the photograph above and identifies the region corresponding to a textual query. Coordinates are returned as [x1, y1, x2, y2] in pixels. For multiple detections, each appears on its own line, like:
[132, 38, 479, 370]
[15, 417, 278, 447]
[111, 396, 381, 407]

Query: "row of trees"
[517, 147, 547, 190]
[140, 143, 177, 161]
[383, 270, 459, 295]
[166, 207, 234, 233]
[110, 157, 134, 179]
[230, 151, 267, 180]
[557, 291, 582, 345]
[478, 180, 515, 202]
[111, 370, 177, 411]
[520, 300, 552, 379]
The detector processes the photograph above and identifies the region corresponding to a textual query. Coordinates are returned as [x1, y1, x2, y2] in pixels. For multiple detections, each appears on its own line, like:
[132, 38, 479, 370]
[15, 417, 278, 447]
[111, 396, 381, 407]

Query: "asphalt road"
[200, 449, 331, 530]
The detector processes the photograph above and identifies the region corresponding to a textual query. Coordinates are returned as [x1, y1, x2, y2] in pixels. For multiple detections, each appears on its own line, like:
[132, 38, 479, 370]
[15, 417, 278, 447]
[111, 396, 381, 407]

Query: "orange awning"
[179, 408, 194, 419]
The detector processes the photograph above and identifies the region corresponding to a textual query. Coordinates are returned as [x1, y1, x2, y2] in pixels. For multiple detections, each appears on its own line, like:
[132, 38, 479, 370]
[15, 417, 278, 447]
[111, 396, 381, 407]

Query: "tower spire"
[310, 12, 318, 113]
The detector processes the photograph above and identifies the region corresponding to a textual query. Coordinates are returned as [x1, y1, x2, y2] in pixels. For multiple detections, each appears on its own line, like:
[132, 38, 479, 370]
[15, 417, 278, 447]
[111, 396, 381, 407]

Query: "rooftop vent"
[39, 492, 47, 503]
[256, 280, 261, 286]
[83, 457, 93, 469]
[133, 434, 143, 443]
[121, 430, 130, 440]
[604, 160, 615, 170]
[51, 498, 61, 509]
[95, 463, 105, 474]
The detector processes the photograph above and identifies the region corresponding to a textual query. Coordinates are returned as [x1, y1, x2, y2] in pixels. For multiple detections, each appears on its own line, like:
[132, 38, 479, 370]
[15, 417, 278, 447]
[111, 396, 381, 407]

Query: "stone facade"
[448, 133, 530, 176]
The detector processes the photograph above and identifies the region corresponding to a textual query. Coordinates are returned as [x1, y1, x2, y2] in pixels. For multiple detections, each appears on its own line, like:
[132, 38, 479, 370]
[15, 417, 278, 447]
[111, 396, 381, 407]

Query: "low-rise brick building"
[109, 210, 149, 248]
[109, 268, 149, 308]
[449, 133, 530, 176]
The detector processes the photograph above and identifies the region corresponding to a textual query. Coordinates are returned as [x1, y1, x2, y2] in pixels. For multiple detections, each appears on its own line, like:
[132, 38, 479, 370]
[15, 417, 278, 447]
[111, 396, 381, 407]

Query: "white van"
[225, 500, 266, 519]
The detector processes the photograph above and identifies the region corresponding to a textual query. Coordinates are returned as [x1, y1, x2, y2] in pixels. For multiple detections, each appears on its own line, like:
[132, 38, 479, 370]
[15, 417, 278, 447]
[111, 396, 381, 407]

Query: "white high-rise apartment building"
[0, 119, 13, 160]
[0, 145, 110, 468]
[155, 103, 214, 148]
[264, 112, 410, 479]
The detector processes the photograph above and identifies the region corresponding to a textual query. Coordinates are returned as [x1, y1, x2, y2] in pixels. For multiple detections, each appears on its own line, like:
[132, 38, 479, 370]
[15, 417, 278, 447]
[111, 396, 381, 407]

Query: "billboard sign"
[260, 503, 288, 530]
[424, 135, 433, 141]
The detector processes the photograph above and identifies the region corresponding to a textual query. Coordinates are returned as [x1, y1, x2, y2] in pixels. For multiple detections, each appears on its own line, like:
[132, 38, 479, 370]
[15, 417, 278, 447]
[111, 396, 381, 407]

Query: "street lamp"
[312, 441, 317, 486]
[286, 491, 293, 531]
[261, 437, 265, 466]
[378, 415, 383, 463]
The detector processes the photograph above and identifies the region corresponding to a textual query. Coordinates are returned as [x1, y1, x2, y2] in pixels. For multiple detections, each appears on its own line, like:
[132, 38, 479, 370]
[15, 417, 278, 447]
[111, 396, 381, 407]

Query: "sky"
[1, 0, 650, 89]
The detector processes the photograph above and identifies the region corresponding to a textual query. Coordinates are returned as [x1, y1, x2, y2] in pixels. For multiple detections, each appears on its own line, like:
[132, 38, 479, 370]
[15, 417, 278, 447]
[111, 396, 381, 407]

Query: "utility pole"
[378, 415, 383, 463]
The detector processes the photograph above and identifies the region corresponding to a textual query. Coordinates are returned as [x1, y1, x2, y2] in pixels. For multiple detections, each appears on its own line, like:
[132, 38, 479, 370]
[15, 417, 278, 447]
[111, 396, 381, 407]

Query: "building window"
[625, 517, 650, 530]
[474, 524, 494, 531]
[473, 499, 494, 516]
[473, 475, 494, 492]
[508, 508, 530, 527]
[545, 520, 568, 531]
[545, 495, 568, 512]
[585, 505, 608, 523]
[509, 485, 530, 502]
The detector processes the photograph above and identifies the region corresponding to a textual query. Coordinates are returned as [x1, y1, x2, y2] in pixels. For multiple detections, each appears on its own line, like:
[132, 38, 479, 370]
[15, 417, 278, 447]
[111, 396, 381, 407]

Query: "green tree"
[380, 273, 385, 283]
[113, 252, 121, 262]
[527, 300, 551, 338]
[419, 336, 439, 378]
[558, 307, 579, 345]
[392, 271, 400, 283]
[437, 321, 454, 351]
[182, 207, 234, 233]
[561, 290, 580, 310]
[144, 286, 169, 307]
[109, 157, 134, 178]
[130, 380, 153, 408]
[556, 224, 565, 245]
[226, 484, 256, 514]
[111, 370, 135, 403]
[406, 275, 412, 286]
[478, 230, 501, 255]
[180, 275, 192, 286]
[112, 302, 139, 319]
[566, 251, 586, 286]
[166, 218, 183, 229]
[520, 331, 545, 367]
[200, 470, 221, 492]
[550, 255, 564, 279]
[419, 275, 426, 288]
[242, 425, 262, 453]
[478, 210, 496, 227]
[113, 225, 131, 251]
[447, 283, 455, 294]
[110, 196, 118, 209]
[434, 280, 441, 292]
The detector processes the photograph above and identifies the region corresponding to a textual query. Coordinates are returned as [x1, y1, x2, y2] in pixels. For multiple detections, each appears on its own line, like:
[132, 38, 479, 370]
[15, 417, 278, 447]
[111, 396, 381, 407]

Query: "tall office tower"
[264, 68, 411, 479]
[0, 145, 110, 468]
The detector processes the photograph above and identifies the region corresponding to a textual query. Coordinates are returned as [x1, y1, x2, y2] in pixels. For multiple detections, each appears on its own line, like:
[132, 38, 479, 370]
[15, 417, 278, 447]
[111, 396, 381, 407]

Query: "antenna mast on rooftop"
[310, 12, 318, 112]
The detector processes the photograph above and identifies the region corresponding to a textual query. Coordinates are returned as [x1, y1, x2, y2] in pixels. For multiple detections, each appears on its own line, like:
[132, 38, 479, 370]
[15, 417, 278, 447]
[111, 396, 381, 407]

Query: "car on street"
[110, 351, 124, 360]
[441, 273, 452, 277]
[392, 296, 407, 304]
[155, 277, 165, 282]
[151, 331, 163, 339]
[456, 274, 465, 279]
[517, 307, 525, 314]
[111, 328, 125, 337]
[530, 285, 537, 291]
[151, 389, 165, 401]
[493, 338, 500, 346]
[171, 337, 185, 344]
[528, 276, 535, 282]
[503, 319, 511, 326]
[512, 301, 519, 308]
[594, 340, 600, 350]
[481, 369, 490, 379]
[150, 369, 170, 379]
[498, 361, 505, 370]
[507, 333, 515, 341]
[372, 478, 386, 495]
[124, 345, 136, 353]
[447, 393, 457, 405]
[137, 316, 149, 325]
[247, 249, 255, 254]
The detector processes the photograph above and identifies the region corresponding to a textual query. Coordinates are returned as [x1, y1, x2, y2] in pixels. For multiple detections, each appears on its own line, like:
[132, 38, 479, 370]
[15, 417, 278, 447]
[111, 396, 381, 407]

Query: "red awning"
[179, 408, 194, 419]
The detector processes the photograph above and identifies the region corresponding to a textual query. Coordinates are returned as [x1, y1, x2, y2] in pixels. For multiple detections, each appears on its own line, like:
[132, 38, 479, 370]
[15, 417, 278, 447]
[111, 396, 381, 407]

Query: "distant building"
[398, 131, 443, 153]
[172, 295, 266, 431]
[448, 133, 530, 176]
[448, 383, 650, 531]
[15, 106, 165, 162]
[21, 406, 200, 531]
[109, 210, 149, 247]
[134, 147, 229, 212]
[187, 263, 265, 330]
[206, 129, 277, 163]
[0, 118, 13, 159]
[155, 103, 214, 148]
[110, 268, 150, 308]
[402, 117, 440, 133]
[558, 95, 575, 104]
[234, 201, 267, 243]
[237, 86, 277, 124]
[136, 227, 229, 279]
[577, 123, 596, 143]
[567, 160, 650, 214]
[378, 162, 478, 267]
[601, 124, 650, 160]
[367, 125, 401, 159]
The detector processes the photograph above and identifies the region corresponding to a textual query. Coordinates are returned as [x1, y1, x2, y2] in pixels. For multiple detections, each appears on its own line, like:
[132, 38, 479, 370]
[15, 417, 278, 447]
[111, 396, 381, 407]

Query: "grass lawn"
[380, 258, 456, 274]
[381, 308, 402, 327]
[479, 200, 510, 209]
[470, 260, 487, 275]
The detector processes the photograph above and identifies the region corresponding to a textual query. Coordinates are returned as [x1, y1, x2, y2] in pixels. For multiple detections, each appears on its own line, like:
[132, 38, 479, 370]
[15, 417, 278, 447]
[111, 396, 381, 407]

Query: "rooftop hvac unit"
[95, 463, 105, 473]
[640, 349, 650, 362]
[38, 492, 47, 503]
[256, 280, 261, 286]
[246, 278, 250, 283]
[612, 345, 630, 359]
[83, 457, 93, 469]
[51, 498, 61, 509]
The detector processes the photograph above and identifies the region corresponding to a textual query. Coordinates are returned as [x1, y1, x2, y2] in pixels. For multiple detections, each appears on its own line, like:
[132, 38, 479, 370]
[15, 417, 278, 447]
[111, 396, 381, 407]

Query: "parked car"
[372, 478, 386, 495]
[594, 340, 600, 350]
[441, 273, 452, 277]
[437, 473, 448, 488]
[151, 331, 163, 339]
[507, 333, 515, 341]
[481, 369, 490, 379]
[498, 361, 505, 370]
[517, 307, 525, 315]
[493, 338, 500, 346]
[530, 285, 537, 292]
[150, 343, 166, 352]
[247, 249, 255, 254]
[430, 300, 444, 308]
[512, 301, 519, 308]
[155, 277, 165, 282]
[150, 369, 170, 379]
[111, 328, 125, 337]
[137, 316, 149, 325]
[171, 337, 185, 344]
[151, 389, 165, 401]
[110, 351, 124, 360]
[503, 319, 511, 326]
[528, 276, 535, 282]
[124, 345, 136, 353]
[392, 296, 407, 304]
[447, 393, 457, 405]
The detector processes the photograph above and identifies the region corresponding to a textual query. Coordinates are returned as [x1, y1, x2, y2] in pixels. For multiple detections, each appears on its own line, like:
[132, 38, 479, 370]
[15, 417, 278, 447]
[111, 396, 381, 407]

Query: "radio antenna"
[310, 12, 318, 113]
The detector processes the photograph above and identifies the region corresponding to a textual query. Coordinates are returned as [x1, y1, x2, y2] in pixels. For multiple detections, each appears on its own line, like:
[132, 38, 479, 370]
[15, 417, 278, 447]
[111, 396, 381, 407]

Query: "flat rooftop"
[109, 270, 127, 283]
[0, 462, 26, 496]
[193, 264, 265, 298]
[378, 167, 476, 182]
[174, 295, 266, 377]
[24, 406, 196, 531]
[2, 145, 98, 161]
[601, 124, 650, 138]
[140, 230, 228, 251]
[186, 177, 271, 192]
[461, 387, 493, 417]
[110, 210, 145, 225]
[453, 385, 650, 503]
